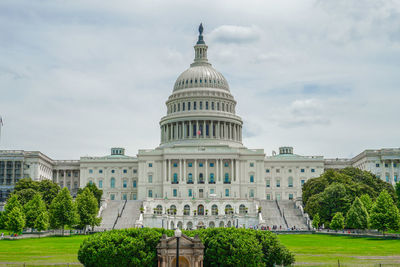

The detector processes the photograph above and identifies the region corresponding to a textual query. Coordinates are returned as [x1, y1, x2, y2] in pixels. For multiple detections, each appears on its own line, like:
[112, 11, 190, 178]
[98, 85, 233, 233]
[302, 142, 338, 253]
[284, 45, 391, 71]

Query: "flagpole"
[0, 116, 3, 147]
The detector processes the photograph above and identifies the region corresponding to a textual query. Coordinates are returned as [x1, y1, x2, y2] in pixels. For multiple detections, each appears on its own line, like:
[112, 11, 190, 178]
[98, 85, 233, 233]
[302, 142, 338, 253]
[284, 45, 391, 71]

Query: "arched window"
[225, 204, 233, 215]
[123, 180, 127, 188]
[98, 180, 103, 188]
[198, 204, 204, 215]
[239, 204, 247, 215]
[110, 178, 115, 188]
[133, 180, 137, 188]
[250, 175, 254, 183]
[169, 205, 177, 215]
[224, 173, 230, 183]
[212, 204, 218, 215]
[288, 177, 293, 187]
[155, 205, 163, 215]
[209, 173, 215, 183]
[173, 173, 178, 184]
[89, 180, 93, 185]
[184, 205, 190, 216]
[188, 173, 193, 184]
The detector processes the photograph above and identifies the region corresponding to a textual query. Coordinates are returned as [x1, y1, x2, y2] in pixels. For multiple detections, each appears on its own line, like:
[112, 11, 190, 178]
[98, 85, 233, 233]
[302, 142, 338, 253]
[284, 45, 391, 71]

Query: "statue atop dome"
[197, 23, 205, 45]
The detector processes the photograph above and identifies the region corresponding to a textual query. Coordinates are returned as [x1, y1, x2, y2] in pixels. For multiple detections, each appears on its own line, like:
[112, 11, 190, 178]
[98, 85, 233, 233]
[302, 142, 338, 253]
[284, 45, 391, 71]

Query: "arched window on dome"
[195, 79, 197, 83]
[174, 104, 176, 113]
[188, 102, 191, 111]
[217, 102, 220, 110]
[199, 101, 203, 110]
[222, 103, 225, 111]
[200, 78, 202, 84]
[211, 102, 214, 110]
[206, 101, 209, 110]
[182, 102, 185, 111]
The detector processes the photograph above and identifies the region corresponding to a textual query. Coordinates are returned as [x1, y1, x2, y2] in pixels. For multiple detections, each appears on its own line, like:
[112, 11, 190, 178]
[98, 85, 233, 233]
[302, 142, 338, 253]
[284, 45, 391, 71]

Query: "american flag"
[197, 130, 201, 136]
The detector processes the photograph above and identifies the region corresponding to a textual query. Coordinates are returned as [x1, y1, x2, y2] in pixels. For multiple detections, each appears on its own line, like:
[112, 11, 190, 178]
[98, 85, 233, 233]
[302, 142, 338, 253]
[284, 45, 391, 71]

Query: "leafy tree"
[4, 194, 23, 214]
[395, 181, 400, 210]
[14, 178, 39, 192]
[0, 211, 4, 229]
[23, 193, 48, 229]
[330, 212, 344, 231]
[49, 187, 78, 235]
[345, 197, 369, 229]
[34, 211, 49, 237]
[78, 183, 103, 207]
[312, 213, 320, 229]
[6, 207, 25, 234]
[14, 188, 37, 207]
[37, 179, 61, 208]
[76, 187, 101, 231]
[370, 190, 400, 234]
[360, 194, 373, 214]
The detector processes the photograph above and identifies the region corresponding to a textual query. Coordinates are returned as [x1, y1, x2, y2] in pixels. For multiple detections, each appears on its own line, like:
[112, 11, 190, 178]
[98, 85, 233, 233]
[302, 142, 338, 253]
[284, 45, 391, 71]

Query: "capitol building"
[1, 25, 399, 230]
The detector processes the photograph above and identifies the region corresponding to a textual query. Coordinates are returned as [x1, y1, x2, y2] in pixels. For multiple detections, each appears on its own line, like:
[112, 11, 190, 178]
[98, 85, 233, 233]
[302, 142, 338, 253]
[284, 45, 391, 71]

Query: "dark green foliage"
[370, 190, 400, 234]
[49, 187, 78, 234]
[78, 228, 295, 267]
[12, 178, 60, 208]
[303, 167, 396, 225]
[6, 207, 25, 233]
[312, 213, 320, 229]
[37, 179, 61, 208]
[360, 194, 373, 214]
[78, 183, 103, 208]
[345, 197, 369, 229]
[13, 188, 37, 206]
[395, 181, 400, 210]
[76, 187, 101, 230]
[330, 212, 344, 230]
[14, 178, 39, 192]
[23, 193, 48, 229]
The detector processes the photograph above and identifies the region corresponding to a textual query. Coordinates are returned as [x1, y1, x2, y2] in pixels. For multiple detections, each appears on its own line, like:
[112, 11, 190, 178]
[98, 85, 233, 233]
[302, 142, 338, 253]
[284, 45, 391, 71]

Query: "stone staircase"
[95, 200, 126, 231]
[260, 200, 287, 229]
[278, 200, 309, 230]
[114, 200, 143, 229]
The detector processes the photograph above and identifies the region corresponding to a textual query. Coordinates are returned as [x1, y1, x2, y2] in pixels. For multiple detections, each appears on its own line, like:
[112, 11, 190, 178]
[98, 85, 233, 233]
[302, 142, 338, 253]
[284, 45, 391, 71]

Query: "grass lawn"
[278, 233, 400, 266]
[0, 235, 86, 266]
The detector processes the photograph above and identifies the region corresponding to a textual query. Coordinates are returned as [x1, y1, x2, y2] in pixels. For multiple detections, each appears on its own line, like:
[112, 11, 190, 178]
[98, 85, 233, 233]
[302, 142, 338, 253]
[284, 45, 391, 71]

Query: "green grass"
[0, 235, 86, 266]
[278, 233, 400, 266]
[1, 233, 400, 266]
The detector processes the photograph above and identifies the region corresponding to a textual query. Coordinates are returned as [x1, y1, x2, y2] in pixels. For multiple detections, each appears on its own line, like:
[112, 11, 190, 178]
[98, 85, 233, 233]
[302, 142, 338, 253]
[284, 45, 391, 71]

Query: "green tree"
[6, 207, 25, 234]
[38, 179, 61, 208]
[23, 193, 48, 229]
[76, 187, 101, 231]
[312, 213, 320, 230]
[395, 181, 400, 209]
[34, 211, 49, 237]
[13, 188, 37, 206]
[345, 197, 369, 229]
[360, 194, 373, 214]
[49, 187, 78, 235]
[370, 190, 400, 234]
[14, 178, 39, 192]
[330, 212, 345, 231]
[78, 183, 103, 207]
[4, 194, 23, 214]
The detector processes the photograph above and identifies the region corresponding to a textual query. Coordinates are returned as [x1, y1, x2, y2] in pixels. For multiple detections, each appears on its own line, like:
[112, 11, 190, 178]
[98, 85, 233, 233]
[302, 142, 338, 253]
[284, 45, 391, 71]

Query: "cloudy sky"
[0, 0, 399, 160]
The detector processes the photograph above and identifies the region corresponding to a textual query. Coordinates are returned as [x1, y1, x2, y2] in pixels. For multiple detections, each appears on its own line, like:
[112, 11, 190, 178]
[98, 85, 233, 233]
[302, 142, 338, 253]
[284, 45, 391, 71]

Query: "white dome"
[173, 65, 230, 92]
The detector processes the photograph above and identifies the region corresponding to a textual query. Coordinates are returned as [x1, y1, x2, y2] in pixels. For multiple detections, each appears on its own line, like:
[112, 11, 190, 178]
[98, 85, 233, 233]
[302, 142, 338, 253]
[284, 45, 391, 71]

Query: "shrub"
[78, 228, 295, 267]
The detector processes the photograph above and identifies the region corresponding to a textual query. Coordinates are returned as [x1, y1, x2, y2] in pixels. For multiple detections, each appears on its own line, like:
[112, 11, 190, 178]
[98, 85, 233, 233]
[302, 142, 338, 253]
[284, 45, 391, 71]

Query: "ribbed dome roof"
[173, 65, 230, 91]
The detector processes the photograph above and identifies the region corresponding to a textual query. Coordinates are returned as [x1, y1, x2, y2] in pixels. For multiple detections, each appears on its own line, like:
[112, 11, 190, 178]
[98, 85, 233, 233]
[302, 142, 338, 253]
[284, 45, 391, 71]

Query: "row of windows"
[150, 162, 234, 168]
[154, 204, 249, 216]
[168, 100, 234, 114]
[266, 193, 294, 200]
[89, 178, 137, 189]
[376, 163, 398, 168]
[89, 169, 137, 174]
[266, 178, 305, 188]
[265, 168, 315, 173]
[110, 193, 137, 201]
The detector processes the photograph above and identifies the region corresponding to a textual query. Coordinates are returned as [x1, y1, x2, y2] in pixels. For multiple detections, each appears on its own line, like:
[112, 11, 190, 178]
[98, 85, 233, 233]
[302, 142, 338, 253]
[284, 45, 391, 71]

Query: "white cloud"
[209, 25, 261, 44]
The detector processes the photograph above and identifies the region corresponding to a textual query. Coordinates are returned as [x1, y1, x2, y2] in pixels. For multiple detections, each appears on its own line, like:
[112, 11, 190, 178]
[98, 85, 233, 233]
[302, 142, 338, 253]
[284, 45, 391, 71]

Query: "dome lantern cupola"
[192, 23, 209, 66]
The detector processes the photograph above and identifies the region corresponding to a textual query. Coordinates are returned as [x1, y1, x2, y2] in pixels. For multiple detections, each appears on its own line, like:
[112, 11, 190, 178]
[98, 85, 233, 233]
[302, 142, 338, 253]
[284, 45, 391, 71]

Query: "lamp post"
[175, 228, 182, 267]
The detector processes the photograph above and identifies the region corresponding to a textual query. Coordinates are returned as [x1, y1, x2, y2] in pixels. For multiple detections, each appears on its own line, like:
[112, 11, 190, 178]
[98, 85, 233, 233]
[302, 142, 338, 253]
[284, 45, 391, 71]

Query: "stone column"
[236, 159, 239, 182]
[203, 121, 206, 138]
[179, 159, 182, 182]
[391, 160, 395, 185]
[220, 159, 223, 181]
[182, 122, 185, 139]
[168, 159, 171, 182]
[216, 159, 219, 182]
[231, 159, 234, 182]
[63, 170, 66, 188]
[183, 159, 186, 182]
[175, 123, 178, 140]
[196, 121, 199, 138]
[163, 160, 167, 181]
[194, 159, 198, 183]
[70, 171, 73, 189]
[56, 170, 59, 184]
[381, 161, 385, 181]
[205, 159, 208, 183]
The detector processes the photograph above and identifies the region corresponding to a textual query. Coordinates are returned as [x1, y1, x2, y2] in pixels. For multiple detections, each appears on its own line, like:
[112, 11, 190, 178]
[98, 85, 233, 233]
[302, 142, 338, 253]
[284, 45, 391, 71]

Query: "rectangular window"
[386, 175, 389, 182]
[148, 190, 153, 198]
[188, 102, 191, 110]
[289, 193, 293, 200]
[99, 170, 103, 174]
[148, 175, 153, 183]
[173, 163, 178, 167]
[394, 163, 397, 167]
[395, 175, 398, 182]
[110, 194, 115, 200]
[276, 179, 280, 187]
[133, 180, 137, 188]
[376, 163, 380, 167]
[173, 189, 177, 197]
[250, 175, 254, 183]
[188, 189, 192, 197]
[123, 169, 127, 174]
[149, 163, 153, 167]
[177, 103, 180, 111]
[266, 180, 270, 187]
[111, 170, 115, 173]
[276, 169, 280, 173]
[133, 169, 137, 174]
[123, 180, 127, 188]
[188, 162, 193, 167]
[206, 101, 209, 110]
[89, 169, 93, 174]
[194, 102, 197, 110]
[250, 163, 254, 167]
[199, 163, 203, 167]
[301, 180, 305, 186]
[217, 102, 220, 110]
[212, 102, 215, 110]
[288, 169, 292, 173]
[182, 103, 185, 111]
[210, 188, 215, 195]
[225, 189, 230, 197]
[266, 169, 270, 173]
[200, 101, 203, 110]
[224, 162, 229, 167]
[133, 194, 137, 200]
[250, 189, 254, 198]
[210, 163, 214, 167]
[311, 169, 315, 173]
[266, 194, 271, 200]
[385, 163, 389, 168]
[123, 194, 127, 200]
[99, 180, 103, 188]
[301, 169, 305, 173]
